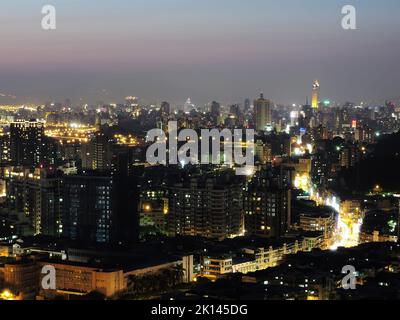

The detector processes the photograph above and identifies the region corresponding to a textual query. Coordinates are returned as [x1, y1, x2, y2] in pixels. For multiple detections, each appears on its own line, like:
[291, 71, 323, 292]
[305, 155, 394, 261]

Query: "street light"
[0, 289, 16, 300]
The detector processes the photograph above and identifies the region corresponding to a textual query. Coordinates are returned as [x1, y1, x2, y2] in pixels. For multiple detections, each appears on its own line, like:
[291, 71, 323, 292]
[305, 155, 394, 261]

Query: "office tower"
[167, 174, 244, 240]
[62, 171, 139, 244]
[254, 93, 272, 131]
[244, 171, 291, 238]
[4, 167, 63, 236]
[10, 120, 44, 167]
[312, 80, 320, 109]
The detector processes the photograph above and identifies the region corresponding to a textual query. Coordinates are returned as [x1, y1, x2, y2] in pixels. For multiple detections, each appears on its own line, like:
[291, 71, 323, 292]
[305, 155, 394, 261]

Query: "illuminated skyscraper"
[92, 132, 114, 171]
[312, 80, 320, 109]
[184, 98, 195, 113]
[254, 93, 272, 131]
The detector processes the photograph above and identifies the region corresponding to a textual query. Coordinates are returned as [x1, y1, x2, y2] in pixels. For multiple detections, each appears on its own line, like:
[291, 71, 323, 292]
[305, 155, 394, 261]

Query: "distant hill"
[337, 131, 400, 193]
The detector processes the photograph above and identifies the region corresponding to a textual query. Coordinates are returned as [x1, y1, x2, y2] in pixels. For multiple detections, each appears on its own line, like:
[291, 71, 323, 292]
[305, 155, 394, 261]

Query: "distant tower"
[160, 101, 170, 130]
[312, 80, 320, 109]
[210, 101, 221, 116]
[184, 98, 195, 113]
[244, 98, 251, 112]
[161, 101, 170, 116]
[254, 93, 272, 131]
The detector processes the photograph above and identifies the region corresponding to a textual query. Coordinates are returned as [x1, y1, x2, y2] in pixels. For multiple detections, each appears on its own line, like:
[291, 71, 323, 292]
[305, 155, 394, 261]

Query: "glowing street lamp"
[374, 185, 381, 193]
[0, 289, 16, 300]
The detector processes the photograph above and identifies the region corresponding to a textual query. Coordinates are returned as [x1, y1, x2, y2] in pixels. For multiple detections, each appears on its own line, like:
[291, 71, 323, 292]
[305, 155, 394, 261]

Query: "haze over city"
[1, 0, 400, 105]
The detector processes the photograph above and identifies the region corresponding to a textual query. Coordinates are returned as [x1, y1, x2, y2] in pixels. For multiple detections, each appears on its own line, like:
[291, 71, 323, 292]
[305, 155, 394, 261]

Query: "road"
[330, 213, 362, 250]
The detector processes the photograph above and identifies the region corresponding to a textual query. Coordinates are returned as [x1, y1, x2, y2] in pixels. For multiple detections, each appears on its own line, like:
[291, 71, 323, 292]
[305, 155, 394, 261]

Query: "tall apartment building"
[0, 134, 11, 165]
[62, 171, 139, 245]
[4, 167, 139, 244]
[255, 140, 272, 164]
[167, 174, 244, 240]
[340, 144, 361, 169]
[254, 93, 272, 131]
[81, 132, 114, 171]
[10, 120, 44, 167]
[4, 167, 63, 236]
[244, 171, 291, 238]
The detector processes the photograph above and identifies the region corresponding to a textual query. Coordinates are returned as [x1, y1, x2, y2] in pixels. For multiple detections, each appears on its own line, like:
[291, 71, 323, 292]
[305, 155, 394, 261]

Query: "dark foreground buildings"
[62, 171, 139, 244]
[4, 167, 139, 245]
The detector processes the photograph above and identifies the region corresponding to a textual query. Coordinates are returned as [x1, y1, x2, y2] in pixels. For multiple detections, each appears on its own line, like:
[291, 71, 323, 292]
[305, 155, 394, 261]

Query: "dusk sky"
[0, 0, 399, 106]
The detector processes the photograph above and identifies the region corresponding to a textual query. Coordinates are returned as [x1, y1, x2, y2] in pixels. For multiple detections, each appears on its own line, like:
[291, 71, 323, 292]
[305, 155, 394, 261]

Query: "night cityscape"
[1, 0, 400, 313]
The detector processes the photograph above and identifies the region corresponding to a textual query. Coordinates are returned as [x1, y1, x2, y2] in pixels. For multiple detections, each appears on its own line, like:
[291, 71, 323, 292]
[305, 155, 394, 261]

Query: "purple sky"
[0, 0, 399, 106]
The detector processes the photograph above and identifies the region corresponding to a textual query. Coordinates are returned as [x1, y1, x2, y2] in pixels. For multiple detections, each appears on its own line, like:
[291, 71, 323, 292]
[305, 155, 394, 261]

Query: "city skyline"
[0, 0, 400, 105]
[2, 0, 400, 306]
